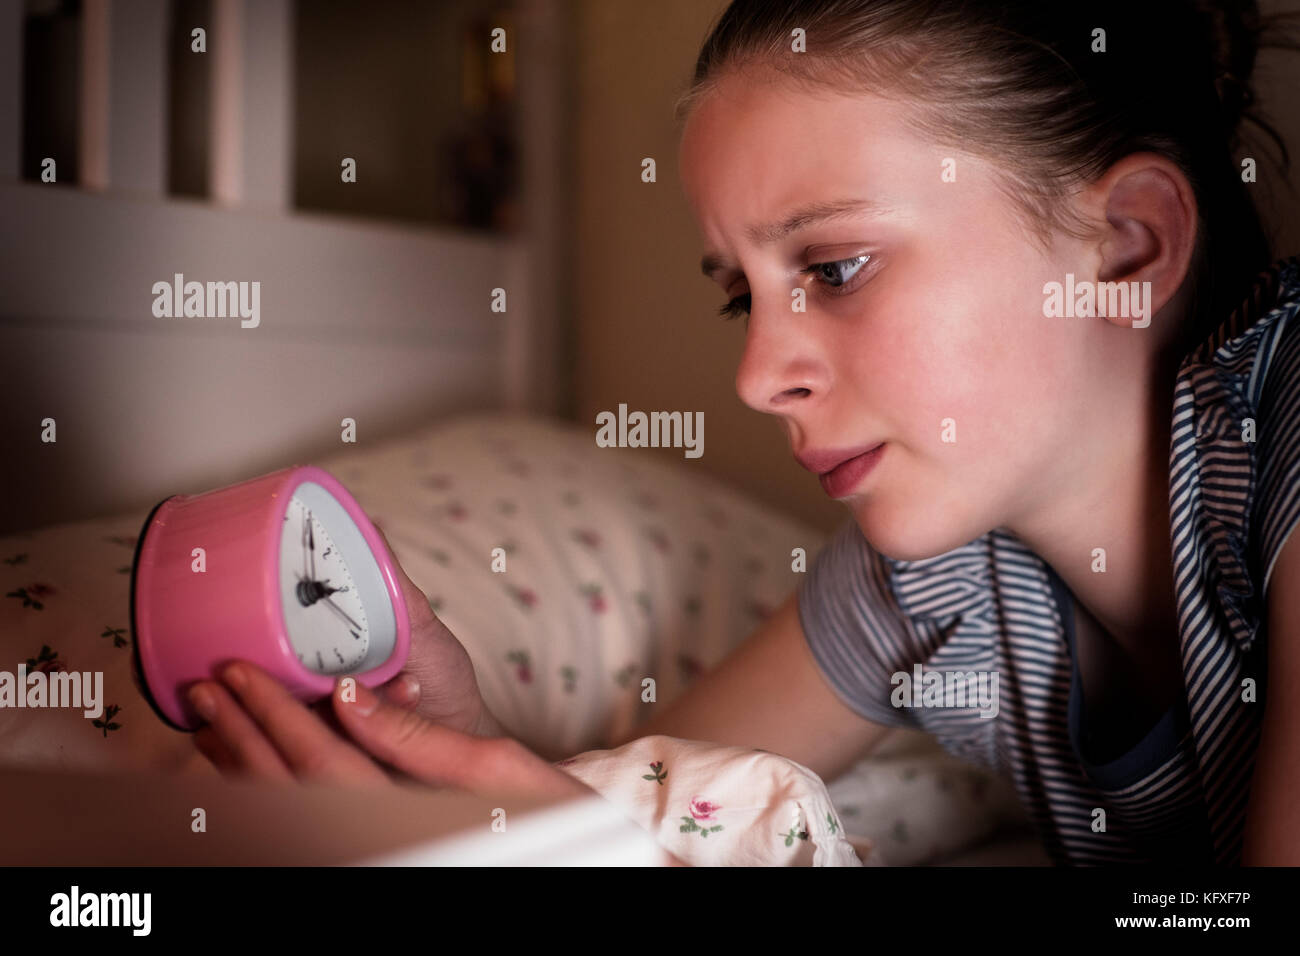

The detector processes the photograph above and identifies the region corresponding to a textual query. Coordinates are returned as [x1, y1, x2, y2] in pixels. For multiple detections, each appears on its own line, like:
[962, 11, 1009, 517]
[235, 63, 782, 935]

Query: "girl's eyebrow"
[700, 197, 892, 279]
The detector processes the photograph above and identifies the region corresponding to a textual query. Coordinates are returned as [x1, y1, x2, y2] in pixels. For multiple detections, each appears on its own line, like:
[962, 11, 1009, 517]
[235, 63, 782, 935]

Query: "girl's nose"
[733, 298, 824, 414]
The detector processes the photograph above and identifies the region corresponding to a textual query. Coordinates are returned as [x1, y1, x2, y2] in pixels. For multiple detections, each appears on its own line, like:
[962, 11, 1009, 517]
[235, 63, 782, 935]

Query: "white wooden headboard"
[0, 0, 566, 534]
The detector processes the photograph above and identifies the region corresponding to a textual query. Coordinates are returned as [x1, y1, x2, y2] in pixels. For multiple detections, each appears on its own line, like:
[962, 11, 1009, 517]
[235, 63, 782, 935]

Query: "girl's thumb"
[333, 677, 481, 790]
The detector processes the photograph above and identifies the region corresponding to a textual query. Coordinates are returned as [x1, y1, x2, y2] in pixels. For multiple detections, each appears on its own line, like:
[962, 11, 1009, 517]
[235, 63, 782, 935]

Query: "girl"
[190, 0, 1300, 866]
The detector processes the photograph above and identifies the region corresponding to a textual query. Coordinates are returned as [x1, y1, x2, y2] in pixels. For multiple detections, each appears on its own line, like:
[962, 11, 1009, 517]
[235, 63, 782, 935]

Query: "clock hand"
[301, 512, 310, 580]
[319, 594, 363, 633]
[307, 510, 317, 580]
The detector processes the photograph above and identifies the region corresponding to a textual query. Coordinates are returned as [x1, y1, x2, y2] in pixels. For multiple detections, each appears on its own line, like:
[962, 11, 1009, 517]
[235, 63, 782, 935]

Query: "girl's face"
[679, 69, 1114, 561]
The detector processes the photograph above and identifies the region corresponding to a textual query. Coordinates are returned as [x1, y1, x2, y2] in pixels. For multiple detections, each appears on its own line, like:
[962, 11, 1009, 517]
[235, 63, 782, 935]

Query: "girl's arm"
[605, 588, 894, 784]
[1241, 530, 1300, 865]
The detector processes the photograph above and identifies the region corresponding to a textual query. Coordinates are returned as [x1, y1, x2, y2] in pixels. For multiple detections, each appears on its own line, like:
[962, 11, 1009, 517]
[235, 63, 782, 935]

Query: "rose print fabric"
[556, 734, 868, 866]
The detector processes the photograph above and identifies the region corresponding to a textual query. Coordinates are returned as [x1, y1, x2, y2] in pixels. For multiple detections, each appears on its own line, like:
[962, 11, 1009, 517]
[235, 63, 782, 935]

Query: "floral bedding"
[0, 410, 1036, 864]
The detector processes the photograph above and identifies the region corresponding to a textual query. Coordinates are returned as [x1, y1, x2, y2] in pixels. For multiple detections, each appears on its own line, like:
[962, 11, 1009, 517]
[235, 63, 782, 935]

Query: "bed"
[1, 0, 1049, 866]
[0, 410, 1049, 866]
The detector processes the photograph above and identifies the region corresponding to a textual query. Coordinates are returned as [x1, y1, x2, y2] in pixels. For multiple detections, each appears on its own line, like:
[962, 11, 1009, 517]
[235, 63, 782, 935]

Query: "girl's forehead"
[681, 75, 920, 191]
[679, 78, 931, 231]
[686, 64, 917, 128]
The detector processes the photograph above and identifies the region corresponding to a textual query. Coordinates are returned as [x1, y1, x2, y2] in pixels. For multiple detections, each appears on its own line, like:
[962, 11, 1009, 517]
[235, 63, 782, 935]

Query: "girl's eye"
[802, 254, 871, 288]
[716, 254, 873, 323]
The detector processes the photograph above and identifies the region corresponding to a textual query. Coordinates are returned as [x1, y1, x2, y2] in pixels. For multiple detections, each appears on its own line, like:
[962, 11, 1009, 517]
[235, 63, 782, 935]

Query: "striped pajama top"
[797, 255, 1300, 865]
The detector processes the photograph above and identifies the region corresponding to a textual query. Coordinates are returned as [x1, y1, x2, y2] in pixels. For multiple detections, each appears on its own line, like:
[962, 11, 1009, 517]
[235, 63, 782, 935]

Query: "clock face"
[277, 482, 395, 676]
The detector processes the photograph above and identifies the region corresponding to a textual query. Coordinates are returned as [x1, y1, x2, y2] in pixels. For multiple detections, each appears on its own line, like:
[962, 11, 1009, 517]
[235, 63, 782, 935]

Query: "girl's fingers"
[208, 662, 388, 785]
[187, 680, 295, 782]
[382, 672, 422, 710]
[332, 681, 474, 789]
[327, 675, 416, 713]
[193, 725, 239, 773]
[330, 680, 592, 800]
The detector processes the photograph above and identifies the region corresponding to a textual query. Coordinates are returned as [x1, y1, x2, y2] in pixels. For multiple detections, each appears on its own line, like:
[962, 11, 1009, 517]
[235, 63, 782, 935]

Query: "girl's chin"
[847, 501, 979, 563]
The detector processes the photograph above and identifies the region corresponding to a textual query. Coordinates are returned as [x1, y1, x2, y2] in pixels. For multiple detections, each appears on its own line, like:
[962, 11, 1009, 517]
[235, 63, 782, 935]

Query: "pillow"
[0, 514, 218, 777]
[825, 727, 1029, 865]
[0, 411, 821, 771]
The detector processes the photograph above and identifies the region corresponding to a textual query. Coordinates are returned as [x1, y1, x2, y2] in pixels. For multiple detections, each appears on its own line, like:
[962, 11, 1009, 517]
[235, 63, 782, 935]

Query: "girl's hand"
[371, 527, 502, 738]
[189, 659, 593, 801]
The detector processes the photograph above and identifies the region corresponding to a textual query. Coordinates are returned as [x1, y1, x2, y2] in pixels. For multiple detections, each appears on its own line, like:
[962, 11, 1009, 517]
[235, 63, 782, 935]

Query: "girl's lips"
[794, 443, 883, 475]
[819, 443, 885, 497]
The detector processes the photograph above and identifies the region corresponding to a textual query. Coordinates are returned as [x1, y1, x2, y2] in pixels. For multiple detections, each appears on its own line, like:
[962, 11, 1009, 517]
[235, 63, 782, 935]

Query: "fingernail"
[222, 663, 248, 692]
[346, 679, 379, 717]
[189, 685, 217, 722]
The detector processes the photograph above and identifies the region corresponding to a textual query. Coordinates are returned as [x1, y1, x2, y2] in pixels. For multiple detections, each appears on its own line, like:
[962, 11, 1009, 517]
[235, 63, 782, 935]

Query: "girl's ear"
[1086, 152, 1199, 333]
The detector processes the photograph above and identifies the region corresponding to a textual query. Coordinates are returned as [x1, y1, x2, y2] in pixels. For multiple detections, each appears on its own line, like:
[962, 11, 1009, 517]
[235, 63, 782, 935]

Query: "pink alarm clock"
[130, 464, 411, 731]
